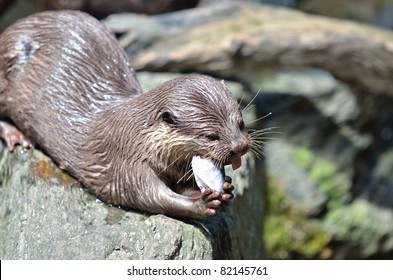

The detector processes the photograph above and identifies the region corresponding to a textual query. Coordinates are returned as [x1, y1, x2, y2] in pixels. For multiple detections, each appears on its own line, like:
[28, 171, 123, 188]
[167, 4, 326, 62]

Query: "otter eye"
[204, 133, 220, 141]
[161, 111, 175, 124]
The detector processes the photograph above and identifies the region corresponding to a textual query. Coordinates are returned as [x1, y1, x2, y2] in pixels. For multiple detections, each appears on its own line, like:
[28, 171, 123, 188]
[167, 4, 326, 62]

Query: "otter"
[0, 11, 252, 219]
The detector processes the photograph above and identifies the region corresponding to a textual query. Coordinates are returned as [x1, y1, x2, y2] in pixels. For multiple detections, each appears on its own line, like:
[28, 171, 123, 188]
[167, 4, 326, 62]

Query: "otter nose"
[230, 141, 250, 157]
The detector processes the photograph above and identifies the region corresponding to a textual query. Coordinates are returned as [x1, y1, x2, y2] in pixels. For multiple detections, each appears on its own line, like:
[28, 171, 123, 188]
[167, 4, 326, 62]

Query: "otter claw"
[223, 181, 234, 193]
[224, 176, 232, 184]
[199, 182, 235, 215]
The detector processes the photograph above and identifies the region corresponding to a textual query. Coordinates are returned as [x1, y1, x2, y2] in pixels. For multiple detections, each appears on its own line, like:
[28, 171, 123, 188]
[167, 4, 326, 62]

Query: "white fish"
[191, 156, 224, 193]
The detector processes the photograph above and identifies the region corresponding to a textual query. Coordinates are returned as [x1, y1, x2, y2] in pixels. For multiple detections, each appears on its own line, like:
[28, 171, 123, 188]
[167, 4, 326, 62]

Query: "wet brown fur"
[0, 11, 251, 219]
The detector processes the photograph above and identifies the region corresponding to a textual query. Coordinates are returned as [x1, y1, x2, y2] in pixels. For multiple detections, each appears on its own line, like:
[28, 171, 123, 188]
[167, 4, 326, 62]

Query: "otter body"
[0, 11, 251, 219]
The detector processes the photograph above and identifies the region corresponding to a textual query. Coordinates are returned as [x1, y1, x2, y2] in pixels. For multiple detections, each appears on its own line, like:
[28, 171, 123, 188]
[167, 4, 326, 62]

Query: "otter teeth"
[191, 156, 224, 193]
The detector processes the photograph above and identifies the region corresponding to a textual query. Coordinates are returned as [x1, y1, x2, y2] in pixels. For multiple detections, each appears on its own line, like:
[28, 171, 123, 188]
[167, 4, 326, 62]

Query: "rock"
[103, 2, 254, 55]
[0, 144, 227, 259]
[324, 199, 393, 259]
[125, 1, 393, 97]
[298, 0, 378, 23]
[32, 0, 200, 17]
[265, 140, 329, 216]
[225, 151, 265, 259]
[252, 68, 393, 258]
[365, 148, 393, 207]
[245, 68, 360, 125]
[252, 69, 370, 164]
[377, 2, 393, 29]
[199, 0, 297, 8]
[252, 67, 390, 259]
[298, 0, 393, 29]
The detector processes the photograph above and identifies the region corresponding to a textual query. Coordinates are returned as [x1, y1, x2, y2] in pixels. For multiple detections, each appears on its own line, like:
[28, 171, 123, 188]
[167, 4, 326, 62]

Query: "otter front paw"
[198, 189, 222, 217]
[199, 177, 235, 217]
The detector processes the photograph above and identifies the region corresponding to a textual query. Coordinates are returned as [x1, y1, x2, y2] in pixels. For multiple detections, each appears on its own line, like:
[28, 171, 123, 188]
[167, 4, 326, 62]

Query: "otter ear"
[161, 111, 177, 125]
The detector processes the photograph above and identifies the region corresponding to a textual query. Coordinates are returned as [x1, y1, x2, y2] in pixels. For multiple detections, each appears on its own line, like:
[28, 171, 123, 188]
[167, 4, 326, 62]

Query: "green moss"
[293, 146, 350, 209]
[324, 200, 393, 257]
[293, 145, 314, 168]
[264, 175, 332, 259]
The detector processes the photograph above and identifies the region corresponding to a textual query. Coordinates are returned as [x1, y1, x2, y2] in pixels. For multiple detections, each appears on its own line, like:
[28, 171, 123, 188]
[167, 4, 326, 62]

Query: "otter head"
[144, 74, 251, 184]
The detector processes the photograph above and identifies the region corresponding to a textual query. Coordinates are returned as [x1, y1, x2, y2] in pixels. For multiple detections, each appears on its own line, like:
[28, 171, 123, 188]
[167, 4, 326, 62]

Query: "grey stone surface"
[0, 144, 222, 259]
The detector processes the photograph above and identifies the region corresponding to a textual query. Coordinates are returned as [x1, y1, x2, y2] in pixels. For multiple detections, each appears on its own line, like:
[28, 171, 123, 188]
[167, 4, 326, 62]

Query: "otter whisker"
[250, 139, 267, 157]
[244, 104, 256, 112]
[158, 152, 186, 176]
[249, 126, 281, 134]
[175, 152, 194, 184]
[242, 88, 261, 113]
[251, 136, 281, 143]
[250, 131, 281, 142]
[238, 94, 246, 107]
[213, 156, 226, 170]
[250, 147, 265, 158]
[245, 112, 272, 126]
[248, 127, 282, 158]
[176, 168, 194, 184]
[186, 170, 194, 182]
[250, 145, 264, 154]
[250, 131, 282, 137]
[250, 131, 281, 139]
[252, 137, 280, 142]
[184, 153, 194, 180]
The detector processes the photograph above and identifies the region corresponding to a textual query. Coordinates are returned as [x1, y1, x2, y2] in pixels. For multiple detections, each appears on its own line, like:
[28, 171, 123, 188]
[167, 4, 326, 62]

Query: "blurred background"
[1, 0, 393, 259]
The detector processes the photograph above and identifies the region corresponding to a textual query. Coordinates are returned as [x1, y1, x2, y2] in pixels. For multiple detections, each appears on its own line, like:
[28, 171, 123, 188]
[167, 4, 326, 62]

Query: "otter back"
[0, 11, 141, 172]
[0, 11, 251, 219]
